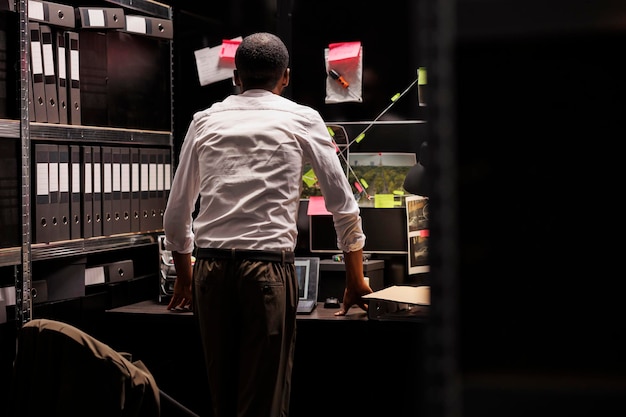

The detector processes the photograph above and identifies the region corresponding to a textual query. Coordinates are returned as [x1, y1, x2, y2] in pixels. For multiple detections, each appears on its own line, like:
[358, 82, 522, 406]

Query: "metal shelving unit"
[4, 0, 174, 325]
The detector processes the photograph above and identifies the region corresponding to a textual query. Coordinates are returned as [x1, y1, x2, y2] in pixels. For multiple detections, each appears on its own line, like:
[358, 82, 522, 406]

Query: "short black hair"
[235, 32, 289, 90]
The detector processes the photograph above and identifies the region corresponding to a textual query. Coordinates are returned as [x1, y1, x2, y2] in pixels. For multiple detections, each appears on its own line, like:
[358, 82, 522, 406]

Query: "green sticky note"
[360, 178, 369, 189]
[302, 168, 317, 187]
[327, 126, 335, 137]
[374, 194, 395, 208]
[355, 133, 366, 143]
[391, 93, 401, 102]
[418, 67, 427, 85]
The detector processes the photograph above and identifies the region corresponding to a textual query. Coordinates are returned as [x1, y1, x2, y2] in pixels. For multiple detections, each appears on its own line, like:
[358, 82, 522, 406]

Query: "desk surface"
[107, 299, 369, 321]
[103, 298, 424, 417]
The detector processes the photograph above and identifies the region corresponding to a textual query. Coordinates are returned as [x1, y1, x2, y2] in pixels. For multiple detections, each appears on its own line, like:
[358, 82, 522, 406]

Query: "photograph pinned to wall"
[348, 152, 416, 206]
[406, 195, 429, 274]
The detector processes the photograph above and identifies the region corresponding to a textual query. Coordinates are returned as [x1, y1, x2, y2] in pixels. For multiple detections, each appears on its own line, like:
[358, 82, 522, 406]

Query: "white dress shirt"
[163, 89, 365, 255]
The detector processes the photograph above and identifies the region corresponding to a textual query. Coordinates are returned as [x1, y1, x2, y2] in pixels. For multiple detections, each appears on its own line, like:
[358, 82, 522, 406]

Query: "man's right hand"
[166, 251, 193, 311]
[334, 282, 373, 316]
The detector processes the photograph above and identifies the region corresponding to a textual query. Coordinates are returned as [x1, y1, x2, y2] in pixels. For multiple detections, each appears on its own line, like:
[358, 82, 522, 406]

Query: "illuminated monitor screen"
[308, 206, 408, 254]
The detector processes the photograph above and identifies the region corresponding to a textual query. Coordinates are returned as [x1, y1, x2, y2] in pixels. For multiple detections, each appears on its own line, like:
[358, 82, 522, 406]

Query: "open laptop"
[295, 257, 320, 314]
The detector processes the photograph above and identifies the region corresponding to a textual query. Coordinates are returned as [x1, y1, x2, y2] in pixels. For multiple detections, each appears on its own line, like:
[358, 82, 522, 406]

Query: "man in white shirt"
[163, 32, 371, 417]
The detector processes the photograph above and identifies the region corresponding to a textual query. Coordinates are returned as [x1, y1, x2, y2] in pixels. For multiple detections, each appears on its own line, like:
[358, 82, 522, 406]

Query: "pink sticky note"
[328, 41, 361, 63]
[219, 39, 241, 60]
[354, 181, 363, 193]
[419, 229, 430, 237]
[307, 196, 331, 215]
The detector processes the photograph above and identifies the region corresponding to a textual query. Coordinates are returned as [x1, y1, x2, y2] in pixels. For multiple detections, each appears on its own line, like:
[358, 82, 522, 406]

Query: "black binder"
[111, 146, 122, 234]
[47, 143, 60, 242]
[101, 146, 113, 236]
[57, 144, 70, 241]
[27, 0, 75, 28]
[55, 29, 68, 124]
[69, 144, 81, 239]
[139, 148, 150, 232]
[81, 145, 93, 238]
[123, 14, 173, 39]
[91, 145, 102, 237]
[119, 147, 132, 234]
[28, 70, 36, 123]
[33, 143, 51, 243]
[130, 147, 140, 233]
[155, 148, 165, 231]
[76, 7, 125, 29]
[39, 24, 60, 123]
[29, 22, 47, 123]
[148, 148, 159, 231]
[65, 30, 80, 124]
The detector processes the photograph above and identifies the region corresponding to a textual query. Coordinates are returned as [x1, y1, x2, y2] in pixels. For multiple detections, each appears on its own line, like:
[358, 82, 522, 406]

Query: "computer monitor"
[309, 206, 408, 255]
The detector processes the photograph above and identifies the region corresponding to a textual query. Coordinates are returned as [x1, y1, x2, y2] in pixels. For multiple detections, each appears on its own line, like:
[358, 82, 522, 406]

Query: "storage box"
[104, 260, 135, 283]
[31, 280, 49, 304]
[318, 259, 384, 302]
[33, 257, 87, 303]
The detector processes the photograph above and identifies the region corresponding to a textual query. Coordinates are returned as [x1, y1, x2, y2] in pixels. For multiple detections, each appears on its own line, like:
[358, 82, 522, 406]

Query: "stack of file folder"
[33, 143, 171, 243]
[26, 0, 173, 129]
[28, 0, 76, 124]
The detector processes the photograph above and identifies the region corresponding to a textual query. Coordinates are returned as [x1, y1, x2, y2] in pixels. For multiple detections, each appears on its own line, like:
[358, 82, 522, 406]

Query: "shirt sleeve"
[303, 117, 366, 253]
[163, 119, 200, 254]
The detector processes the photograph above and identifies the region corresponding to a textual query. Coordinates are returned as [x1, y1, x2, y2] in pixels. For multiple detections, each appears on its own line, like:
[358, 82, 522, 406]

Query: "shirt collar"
[241, 89, 275, 97]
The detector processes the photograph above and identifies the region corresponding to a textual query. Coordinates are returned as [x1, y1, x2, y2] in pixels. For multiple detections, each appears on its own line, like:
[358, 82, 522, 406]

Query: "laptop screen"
[295, 257, 320, 301]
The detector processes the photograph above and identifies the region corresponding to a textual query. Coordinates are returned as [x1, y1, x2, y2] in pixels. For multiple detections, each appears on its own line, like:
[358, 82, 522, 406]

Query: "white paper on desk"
[194, 37, 242, 86]
[363, 285, 430, 305]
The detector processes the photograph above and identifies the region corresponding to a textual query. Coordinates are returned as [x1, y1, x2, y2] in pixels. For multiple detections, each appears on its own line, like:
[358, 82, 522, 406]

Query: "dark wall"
[426, 1, 626, 416]
[169, 0, 423, 161]
[453, 0, 626, 376]
[288, 0, 422, 122]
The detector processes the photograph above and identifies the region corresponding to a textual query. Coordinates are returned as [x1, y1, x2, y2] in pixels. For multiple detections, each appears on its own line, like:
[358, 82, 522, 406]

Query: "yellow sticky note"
[374, 194, 395, 208]
[302, 168, 317, 187]
[418, 67, 427, 85]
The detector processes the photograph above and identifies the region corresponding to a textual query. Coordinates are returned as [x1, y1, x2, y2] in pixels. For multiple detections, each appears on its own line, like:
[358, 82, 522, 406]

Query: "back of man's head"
[235, 32, 289, 90]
